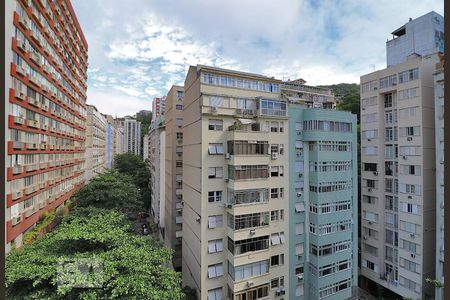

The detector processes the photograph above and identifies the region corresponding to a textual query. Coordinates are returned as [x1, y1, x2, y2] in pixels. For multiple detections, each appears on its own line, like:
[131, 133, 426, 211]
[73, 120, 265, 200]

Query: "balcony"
[25, 163, 39, 172]
[24, 206, 37, 218]
[12, 216, 22, 226]
[12, 164, 23, 174]
[15, 64, 27, 76]
[13, 141, 24, 149]
[27, 96, 40, 107]
[14, 88, 26, 101]
[24, 185, 38, 195]
[27, 119, 39, 128]
[13, 116, 25, 125]
[11, 190, 23, 200]
[27, 143, 38, 150]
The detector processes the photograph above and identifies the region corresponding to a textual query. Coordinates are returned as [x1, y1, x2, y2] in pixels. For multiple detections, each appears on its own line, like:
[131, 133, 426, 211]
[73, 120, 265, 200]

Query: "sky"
[71, 0, 444, 117]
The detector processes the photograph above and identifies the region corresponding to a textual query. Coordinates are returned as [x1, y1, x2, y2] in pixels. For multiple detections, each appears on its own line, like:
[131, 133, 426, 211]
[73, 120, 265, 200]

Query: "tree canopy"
[319, 83, 360, 122]
[72, 170, 142, 214]
[6, 208, 183, 299]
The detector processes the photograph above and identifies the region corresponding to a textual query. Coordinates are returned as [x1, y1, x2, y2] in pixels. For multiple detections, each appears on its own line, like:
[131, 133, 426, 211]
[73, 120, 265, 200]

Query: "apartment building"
[164, 85, 185, 271]
[5, 0, 88, 252]
[285, 83, 358, 299]
[387, 11, 444, 67]
[148, 116, 166, 233]
[113, 117, 125, 155]
[124, 118, 141, 155]
[143, 133, 149, 160]
[105, 114, 116, 169]
[434, 54, 444, 300]
[84, 105, 106, 181]
[360, 15, 442, 296]
[152, 96, 166, 118]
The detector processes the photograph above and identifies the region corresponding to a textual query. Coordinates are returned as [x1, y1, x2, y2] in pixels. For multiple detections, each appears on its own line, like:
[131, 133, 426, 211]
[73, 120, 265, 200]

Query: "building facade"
[287, 96, 358, 298]
[180, 65, 359, 300]
[84, 105, 106, 181]
[152, 96, 166, 118]
[148, 116, 166, 232]
[434, 54, 444, 300]
[5, 0, 88, 252]
[163, 85, 185, 271]
[386, 11, 444, 67]
[104, 114, 116, 169]
[360, 54, 440, 299]
[124, 118, 141, 155]
[143, 133, 149, 161]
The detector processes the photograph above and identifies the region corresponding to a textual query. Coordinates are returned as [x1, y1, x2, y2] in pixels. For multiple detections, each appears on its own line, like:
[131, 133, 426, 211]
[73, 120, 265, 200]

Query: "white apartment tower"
[360, 11, 443, 300]
[124, 118, 141, 156]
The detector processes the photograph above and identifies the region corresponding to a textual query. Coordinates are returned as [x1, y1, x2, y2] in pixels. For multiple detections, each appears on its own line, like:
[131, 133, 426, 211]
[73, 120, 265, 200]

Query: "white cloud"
[71, 0, 444, 116]
[86, 89, 150, 117]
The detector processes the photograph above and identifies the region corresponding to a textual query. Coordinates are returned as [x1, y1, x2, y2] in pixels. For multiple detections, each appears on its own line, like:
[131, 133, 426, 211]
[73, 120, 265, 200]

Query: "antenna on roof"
[369, 64, 376, 71]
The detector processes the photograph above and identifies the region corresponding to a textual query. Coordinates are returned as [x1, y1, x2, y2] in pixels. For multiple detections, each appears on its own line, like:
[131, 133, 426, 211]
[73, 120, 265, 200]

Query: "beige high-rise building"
[85, 105, 106, 181]
[360, 53, 440, 299]
[360, 12, 443, 300]
[182, 65, 289, 299]
[434, 54, 444, 300]
[163, 85, 185, 271]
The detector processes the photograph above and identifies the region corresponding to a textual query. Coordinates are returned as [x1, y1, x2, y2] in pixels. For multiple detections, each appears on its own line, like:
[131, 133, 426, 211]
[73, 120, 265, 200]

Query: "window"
[398, 68, 419, 83]
[363, 146, 378, 155]
[270, 166, 284, 177]
[208, 191, 222, 202]
[260, 99, 287, 116]
[400, 258, 418, 273]
[207, 263, 224, 278]
[228, 212, 270, 230]
[228, 260, 269, 281]
[208, 239, 224, 253]
[228, 165, 269, 180]
[208, 215, 223, 229]
[269, 121, 284, 132]
[270, 188, 283, 199]
[362, 113, 377, 123]
[399, 276, 420, 293]
[384, 93, 394, 107]
[364, 163, 377, 172]
[401, 202, 419, 214]
[400, 221, 418, 234]
[209, 95, 224, 107]
[364, 211, 377, 222]
[208, 167, 223, 179]
[208, 143, 224, 155]
[236, 98, 256, 109]
[270, 254, 284, 266]
[208, 119, 223, 131]
[400, 126, 420, 137]
[207, 288, 223, 300]
[175, 104, 183, 110]
[176, 118, 183, 127]
[270, 210, 284, 221]
[228, 140, 268, 155]
[295, 223, 304, 235]
[271, 276, 284, 289]
[229, 236, 270, 255]
[235, 284, 269, 300]
[402, 239, 418, 253]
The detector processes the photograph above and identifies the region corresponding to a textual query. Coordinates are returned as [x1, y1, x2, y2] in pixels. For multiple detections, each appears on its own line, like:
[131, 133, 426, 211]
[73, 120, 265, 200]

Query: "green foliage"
[23, 208, 61, 245]
[426, 277, 444, 288]
[114, 153, 151, 209]
[73, 170, 142, 214]
[6, 208, 182, 300]
[182, 286, 197, 300]
[319, 83, 360, 122]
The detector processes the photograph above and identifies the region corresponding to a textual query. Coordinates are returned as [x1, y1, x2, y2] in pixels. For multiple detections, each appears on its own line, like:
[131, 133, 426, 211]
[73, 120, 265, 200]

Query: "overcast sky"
[71, 0, 443, 117]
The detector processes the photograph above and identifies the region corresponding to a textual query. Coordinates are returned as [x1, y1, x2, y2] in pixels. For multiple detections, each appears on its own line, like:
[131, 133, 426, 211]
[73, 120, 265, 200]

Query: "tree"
[6, 208, 183, 300]
[72, 170, 142, 214]
[114, 153, 152, 210]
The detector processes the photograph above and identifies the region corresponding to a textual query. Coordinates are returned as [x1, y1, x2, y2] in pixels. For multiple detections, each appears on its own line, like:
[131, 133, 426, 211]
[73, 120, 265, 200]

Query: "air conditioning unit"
[236, 108, 243, 114]
[373, 87, 378, 90]
[392, 82, 397, 86]
[407, 137, 413, 141]
[373, 171, 378, 175]
[368, 188, 372, 192]
[297, 131, 301, 135]
[362, 107, 366, 110]
[280, 290, 286, 295]
[367, 138, 371, 141]
[224, 178, 229, 182]
[226, 203, 232, 209]
[408, 195, 412, 199]
[297, 274, 303, 281]
[271, 152, 278, 160]
[363, 235, 367, 240]
[195, 216, 201, 222]
[247, 281, 254, 287]
[297, 192, 302, 197]
[224, 153, 231, 159]
[411, 253, 416, 258]
[410, 233, 415, 238]
[368, 221, 373, 225]
[298, 173, 303, 178]
[275, 290, 281, 297]
[402, 155, 407, 160]
[211, 106, 218, 113]
[249, 229, 255, 235]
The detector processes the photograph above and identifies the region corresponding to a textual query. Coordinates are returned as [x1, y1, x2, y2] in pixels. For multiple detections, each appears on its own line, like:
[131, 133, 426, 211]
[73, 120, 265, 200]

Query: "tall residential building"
[360, 14, 441, 296]
[180, 65, 357, 300]
[148, 116, 166, 233]
[434, 54, 444, 300]
[124, 118, 141, 155]
[163, 85, 184, 271]
[104, 115, 116, 169]
[386, 11, 444, 67]
[143, 133, 149, 160]
[5, 0, 88, 252]
[85, 105, 106, 182]
[136, 109, 152, 119]
[113, 117, 125, 155]
[152, 96, 166, 118]
[285, 84, 358, 299]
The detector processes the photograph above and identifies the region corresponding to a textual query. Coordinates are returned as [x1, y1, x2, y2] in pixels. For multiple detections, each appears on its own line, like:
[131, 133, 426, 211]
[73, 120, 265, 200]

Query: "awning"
[295, 202, 305, 213]
[237, 118, 255, 125]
